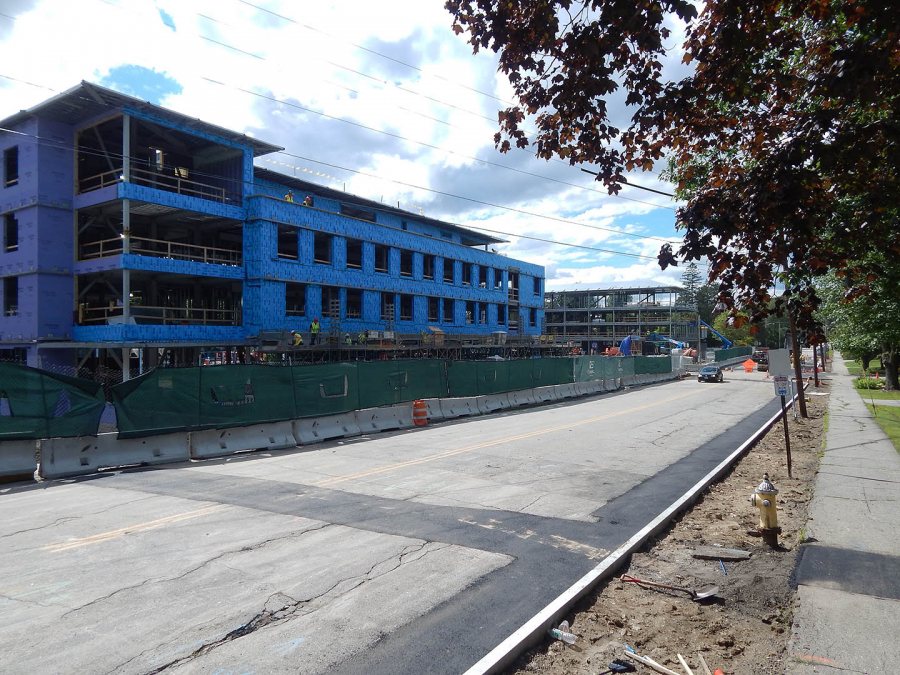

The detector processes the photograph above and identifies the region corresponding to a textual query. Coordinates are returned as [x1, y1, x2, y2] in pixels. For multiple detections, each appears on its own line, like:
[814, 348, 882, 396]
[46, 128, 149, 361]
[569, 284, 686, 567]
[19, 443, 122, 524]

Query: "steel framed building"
[543, 286, 698, 353]
[0, 82, 544, 377]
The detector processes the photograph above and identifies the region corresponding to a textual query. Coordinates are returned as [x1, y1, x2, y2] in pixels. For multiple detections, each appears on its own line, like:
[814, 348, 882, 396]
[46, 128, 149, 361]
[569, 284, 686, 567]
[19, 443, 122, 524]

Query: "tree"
[447, 1, 899, 331]
[712, 311, 753, 347]
[677, 262, 702, 308]
[817, 254, 900, 390]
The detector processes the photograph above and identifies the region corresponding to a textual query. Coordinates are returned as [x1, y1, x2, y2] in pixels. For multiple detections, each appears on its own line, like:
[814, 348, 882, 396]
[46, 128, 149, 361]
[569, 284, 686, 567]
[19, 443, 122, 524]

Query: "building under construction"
[0, 82, 545, 383]
[543, 286, 699, 354]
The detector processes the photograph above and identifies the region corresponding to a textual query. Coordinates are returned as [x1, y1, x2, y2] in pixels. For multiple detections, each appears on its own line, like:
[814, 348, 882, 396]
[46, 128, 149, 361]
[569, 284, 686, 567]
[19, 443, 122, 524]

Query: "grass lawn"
[845, 358, 885, 378]
[865, 404, 900, 453]
[857, 389, 900, 401]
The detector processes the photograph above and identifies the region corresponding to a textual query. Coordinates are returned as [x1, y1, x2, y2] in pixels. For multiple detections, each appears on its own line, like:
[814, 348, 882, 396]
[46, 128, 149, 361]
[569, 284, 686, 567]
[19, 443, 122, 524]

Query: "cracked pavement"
[0, 372, 780, 674]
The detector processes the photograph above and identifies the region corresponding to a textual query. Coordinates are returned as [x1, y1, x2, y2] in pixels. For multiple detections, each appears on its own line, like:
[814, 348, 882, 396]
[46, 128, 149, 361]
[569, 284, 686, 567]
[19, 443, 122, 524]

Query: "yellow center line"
[42, 504, 228, 553]
[315, 388, 703, 487]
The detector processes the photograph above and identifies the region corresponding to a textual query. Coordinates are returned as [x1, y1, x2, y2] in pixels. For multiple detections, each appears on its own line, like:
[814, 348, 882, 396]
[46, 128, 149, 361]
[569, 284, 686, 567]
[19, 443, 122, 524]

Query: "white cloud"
[0, 0, 680, 286]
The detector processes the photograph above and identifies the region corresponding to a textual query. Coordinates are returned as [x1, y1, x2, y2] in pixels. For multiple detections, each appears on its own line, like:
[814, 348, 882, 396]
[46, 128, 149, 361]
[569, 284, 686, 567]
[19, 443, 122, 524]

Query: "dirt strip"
[511, 388, 828, 675]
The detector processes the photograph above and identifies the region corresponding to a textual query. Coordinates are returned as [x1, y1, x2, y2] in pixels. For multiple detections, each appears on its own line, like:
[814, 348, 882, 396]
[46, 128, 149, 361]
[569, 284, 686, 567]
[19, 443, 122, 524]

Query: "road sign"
[768, 349, 791, 377]
[773, 375, 789, 397]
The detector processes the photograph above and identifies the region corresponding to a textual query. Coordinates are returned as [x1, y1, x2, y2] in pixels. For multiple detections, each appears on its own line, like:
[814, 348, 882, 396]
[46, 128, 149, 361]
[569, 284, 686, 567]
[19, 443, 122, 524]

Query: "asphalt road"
[0, 370, 780, 674]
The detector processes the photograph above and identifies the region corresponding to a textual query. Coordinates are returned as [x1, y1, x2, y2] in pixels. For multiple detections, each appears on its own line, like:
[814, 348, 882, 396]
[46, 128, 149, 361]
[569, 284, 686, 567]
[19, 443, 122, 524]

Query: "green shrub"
[855, 376, 885, 390]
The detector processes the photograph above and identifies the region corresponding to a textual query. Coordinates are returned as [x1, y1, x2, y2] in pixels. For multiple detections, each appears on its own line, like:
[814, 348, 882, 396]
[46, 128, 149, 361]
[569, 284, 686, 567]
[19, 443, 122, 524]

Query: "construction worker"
[357, 330, 368, 345]
[291, 331, 303, 347]
[284, 189, 294, 202]
[344, 333, 353, 345]
[310, 317, 320, 345]
[302, 194, 313, 206]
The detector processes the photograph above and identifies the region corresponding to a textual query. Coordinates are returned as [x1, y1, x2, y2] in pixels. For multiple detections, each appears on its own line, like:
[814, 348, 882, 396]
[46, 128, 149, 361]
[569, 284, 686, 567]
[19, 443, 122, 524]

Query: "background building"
[543, 286, 698, 354]
[0, 82, 544, 379]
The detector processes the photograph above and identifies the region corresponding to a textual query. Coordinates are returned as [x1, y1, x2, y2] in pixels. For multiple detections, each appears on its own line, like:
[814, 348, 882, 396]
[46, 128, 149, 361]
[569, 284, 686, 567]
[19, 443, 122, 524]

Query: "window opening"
[3, 276, 18, 316]
[381, 293, 394, 321]
[285, 282, 306, 316]
[427, 297, 439, 322]
[423, 255, 435, 280]
[442, 298, 453, 323]
[346, 238, 363, 269]
[4, 147, 19, 187]
[4, 213, 18, 252]
[277, 225, 298, 260]
[322, 285, 340, 317]
[346, 288, 362, 318]
[462, 262, 472, 286]
[314, 232, 332, 264]
[399, 294, 413, 321]
[443, 259, 455, 284]
[374, 244, 389, 273]
[400, 249, 413, 277]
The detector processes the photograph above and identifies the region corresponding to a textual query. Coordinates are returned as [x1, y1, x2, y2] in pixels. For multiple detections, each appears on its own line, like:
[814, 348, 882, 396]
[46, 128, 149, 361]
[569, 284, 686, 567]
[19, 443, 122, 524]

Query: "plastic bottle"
[548, 620, 576, 644]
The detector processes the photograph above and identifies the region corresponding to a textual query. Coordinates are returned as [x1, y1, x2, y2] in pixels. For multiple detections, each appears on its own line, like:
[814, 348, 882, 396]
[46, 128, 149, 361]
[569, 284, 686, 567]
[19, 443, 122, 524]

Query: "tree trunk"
[883, 345, 899, 391]
[788, 312, 808, 418]
[812, 346, 820, 387]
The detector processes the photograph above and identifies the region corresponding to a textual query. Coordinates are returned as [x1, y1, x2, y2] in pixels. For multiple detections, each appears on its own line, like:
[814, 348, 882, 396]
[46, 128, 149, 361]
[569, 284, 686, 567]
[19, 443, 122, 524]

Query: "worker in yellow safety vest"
[310, 317, 320, 345]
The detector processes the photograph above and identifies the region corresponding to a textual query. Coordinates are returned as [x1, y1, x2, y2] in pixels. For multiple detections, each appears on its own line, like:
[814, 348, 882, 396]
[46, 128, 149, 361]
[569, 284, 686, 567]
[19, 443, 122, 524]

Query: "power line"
[272, 149, 672, 255]
[0, 121, 670, 261]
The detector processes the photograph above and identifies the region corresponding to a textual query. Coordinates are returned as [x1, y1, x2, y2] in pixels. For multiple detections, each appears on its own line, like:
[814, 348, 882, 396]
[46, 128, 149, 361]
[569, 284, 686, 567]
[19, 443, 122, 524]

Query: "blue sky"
[0, 0, 697, 290]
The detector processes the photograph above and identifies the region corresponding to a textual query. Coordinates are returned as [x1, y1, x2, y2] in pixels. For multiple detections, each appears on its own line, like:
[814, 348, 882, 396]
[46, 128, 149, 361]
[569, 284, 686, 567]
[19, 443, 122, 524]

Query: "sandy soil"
[510, 386, 828, 675]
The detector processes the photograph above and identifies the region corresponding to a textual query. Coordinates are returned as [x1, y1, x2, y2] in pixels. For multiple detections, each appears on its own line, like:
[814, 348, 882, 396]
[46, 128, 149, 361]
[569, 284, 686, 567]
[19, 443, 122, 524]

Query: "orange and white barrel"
[412, 399, 428, 427]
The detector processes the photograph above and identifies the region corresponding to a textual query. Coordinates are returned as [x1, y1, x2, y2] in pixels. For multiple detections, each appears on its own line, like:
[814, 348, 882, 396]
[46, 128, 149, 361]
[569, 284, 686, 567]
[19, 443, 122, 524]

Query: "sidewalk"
[787, 353, 900, 673]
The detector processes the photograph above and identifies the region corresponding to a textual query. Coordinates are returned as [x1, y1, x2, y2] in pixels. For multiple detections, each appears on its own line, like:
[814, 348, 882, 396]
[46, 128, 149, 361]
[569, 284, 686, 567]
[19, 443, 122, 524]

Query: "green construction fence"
[0, 363, 106, 440]
[633, 355, 674, 374]
[3, 355, 647, 440]
[714, 346, 753, 362]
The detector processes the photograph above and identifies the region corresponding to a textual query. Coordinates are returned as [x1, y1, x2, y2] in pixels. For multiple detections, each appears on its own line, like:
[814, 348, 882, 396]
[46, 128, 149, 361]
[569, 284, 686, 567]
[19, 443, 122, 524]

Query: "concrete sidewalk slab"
[787, 354, 900, 673]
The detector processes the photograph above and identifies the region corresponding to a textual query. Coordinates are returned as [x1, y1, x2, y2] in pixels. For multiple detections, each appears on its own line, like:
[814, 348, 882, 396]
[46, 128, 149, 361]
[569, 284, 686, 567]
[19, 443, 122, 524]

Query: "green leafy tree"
[712, 312, 753, 347]
[817, 255, 900, 390]
[447, 0, 899, 333]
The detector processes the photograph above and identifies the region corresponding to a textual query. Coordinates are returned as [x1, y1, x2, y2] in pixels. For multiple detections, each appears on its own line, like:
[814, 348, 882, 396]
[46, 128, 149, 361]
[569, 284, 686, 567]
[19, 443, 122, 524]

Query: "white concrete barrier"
[190, 422, 297, 459]
[553, 383, 579, 400]
[477, 393, 512, 414]
[422, 398, 445, 422]
[355, 405, 413, 433]
[40, 432, 190, 479]
[438, 397, 480, 419]
[532, 386, 559, 404]
[507, 389, 537, 407]
[293, 413, 361, 445]
[0, 439, 37, 479]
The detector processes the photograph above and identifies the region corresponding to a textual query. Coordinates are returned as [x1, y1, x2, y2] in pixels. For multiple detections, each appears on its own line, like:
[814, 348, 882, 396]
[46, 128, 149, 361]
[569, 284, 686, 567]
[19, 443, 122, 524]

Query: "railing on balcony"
[78, 167, 228, 202]
[79, 235, 241, 266]
[78, 304, 238, 326]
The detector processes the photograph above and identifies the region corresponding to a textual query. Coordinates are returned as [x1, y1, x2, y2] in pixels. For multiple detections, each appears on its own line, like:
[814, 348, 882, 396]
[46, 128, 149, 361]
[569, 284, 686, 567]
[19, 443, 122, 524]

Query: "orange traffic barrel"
[412, 399, 428, 427]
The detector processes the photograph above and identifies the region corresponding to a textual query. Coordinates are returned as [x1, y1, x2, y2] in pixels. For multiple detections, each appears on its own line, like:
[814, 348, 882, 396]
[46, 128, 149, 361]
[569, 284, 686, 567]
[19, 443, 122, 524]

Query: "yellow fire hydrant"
[750, 473, 781, 547]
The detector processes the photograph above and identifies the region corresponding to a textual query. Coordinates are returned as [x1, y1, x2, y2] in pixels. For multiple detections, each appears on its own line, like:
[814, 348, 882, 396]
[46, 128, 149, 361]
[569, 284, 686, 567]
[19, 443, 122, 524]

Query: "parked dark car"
[698, 365, 724, 382]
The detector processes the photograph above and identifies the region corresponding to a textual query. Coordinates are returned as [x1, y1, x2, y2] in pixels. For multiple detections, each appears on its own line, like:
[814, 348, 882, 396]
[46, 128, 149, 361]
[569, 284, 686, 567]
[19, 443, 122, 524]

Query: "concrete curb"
[464, 392, 798, 674]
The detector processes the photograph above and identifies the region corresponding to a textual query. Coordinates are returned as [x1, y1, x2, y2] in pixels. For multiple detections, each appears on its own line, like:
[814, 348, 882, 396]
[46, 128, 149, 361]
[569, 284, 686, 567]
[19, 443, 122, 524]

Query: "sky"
[0, 0, 697, 291]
